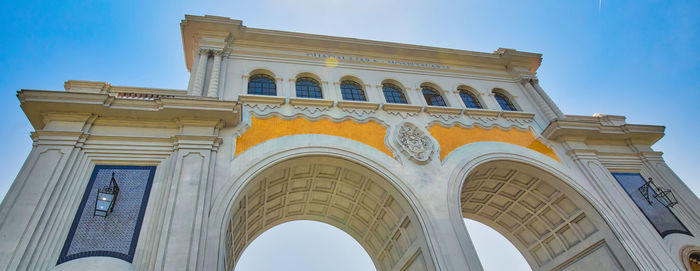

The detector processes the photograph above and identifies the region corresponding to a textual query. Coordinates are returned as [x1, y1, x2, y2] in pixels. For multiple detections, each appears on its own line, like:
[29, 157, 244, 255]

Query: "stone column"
[413, 86, 428, 106]
[275, 77, 284, 97]
[288, 78, 297, 98]
[485, 92, 500, 110]
[321, 81, 331, 99]
[444, 90, 463, 108]
[374, 84, 385, 103]
[405, 87, 424, 106]
[331, 81, 342, 100]
[240, 74, 249, 97]
[0, 113, 93, 270]
[191, 48, 210, 96]
[154, 119, 222, 271]
[206, 50, 224, 98]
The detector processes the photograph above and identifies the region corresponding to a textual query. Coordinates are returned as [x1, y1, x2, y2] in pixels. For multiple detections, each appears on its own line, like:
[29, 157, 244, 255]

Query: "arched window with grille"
[459, 89, 482, 109]
[422, 86, 447, 106]
[340, 80, 366, 101]
[296, 77, 323, 99]
[494, 92, 517, 111]
[382, 83, 407, 104]
[248, 74, 277, 96]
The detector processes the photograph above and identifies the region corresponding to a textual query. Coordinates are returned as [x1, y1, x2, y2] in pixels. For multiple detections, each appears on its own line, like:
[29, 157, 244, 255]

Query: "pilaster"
[191, 49, 210, 96]
[239, 74, 249, 98]
[321, 81, 333, 100]
[154, 119, 223, 271]
[443, 89, 462, 108]
[364, 84, 379, 103]
[0, 113, 93, 270]
[559, 136, 684, 271]
[206, 50, 224, 98]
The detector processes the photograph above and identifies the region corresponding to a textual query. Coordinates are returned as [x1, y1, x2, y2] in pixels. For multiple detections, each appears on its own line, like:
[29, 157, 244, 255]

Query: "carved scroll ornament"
[395, 122, 435, 163]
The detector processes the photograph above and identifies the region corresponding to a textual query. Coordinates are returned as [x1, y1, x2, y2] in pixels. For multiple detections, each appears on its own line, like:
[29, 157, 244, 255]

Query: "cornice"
[18, 89, 240, 130]
[423, 106, 462, 115]
[337, 101, 380, 110]
[64, 80, 187, 96]
[237, 94, 285, 104]
[381, 103, 423, 113]
[464, 109, 501, 118]
[500, 111, 536, 119]
[288, 97, 334, 107]
[543, 117, 665, 145]
[180, 15, 542, 74]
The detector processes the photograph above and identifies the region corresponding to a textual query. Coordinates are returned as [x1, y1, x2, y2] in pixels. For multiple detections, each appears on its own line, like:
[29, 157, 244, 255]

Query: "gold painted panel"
[428, 125, 559, 161]
[235, 116, 391, 157]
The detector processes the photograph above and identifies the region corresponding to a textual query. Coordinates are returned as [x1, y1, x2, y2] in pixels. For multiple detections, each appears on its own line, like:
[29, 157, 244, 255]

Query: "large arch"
[444, 142, 638, 271]
[224, 156, 433, 270]
[203, 134, 442, 271]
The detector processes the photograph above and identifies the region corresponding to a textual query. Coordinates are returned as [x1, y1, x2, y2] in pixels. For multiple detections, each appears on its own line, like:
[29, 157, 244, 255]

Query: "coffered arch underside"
[461, 160, 636, 271]
[225, 156, 435, 271]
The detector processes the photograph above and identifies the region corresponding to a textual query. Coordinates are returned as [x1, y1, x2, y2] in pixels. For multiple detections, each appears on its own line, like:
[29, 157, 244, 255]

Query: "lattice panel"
[226, 162, 423, 271]
[461, 164, 598, 267]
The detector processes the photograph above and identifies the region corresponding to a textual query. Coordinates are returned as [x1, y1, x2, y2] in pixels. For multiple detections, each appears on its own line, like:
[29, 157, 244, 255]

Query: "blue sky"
[1, 0, 698, 270]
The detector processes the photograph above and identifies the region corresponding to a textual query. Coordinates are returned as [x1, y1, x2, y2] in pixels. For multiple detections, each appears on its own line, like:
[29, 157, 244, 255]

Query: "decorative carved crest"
[394, 122, 435, 163]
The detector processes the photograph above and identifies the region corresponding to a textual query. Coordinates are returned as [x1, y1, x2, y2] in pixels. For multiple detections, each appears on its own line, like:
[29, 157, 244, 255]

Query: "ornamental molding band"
[393, 122, 437, 164]
[2, 14, 700, 271]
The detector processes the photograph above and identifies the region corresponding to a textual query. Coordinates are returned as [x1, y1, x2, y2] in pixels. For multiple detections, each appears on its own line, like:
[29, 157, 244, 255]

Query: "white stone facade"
[0, 14, 698, 271]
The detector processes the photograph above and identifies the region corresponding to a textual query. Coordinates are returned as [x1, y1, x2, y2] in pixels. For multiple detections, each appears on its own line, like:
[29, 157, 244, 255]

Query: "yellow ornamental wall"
[235, 116, 392, 157]
[428, 125, 559, 162]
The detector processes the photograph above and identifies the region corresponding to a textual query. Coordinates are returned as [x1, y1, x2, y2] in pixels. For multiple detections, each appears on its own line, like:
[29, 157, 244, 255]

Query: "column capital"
[517, 75, 538, 85]
[198, 48, 211, 55]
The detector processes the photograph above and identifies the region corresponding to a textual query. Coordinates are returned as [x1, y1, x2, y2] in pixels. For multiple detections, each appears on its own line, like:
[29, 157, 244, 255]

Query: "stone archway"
[224, 156, 435, 271]
[460, 160, 637, 271]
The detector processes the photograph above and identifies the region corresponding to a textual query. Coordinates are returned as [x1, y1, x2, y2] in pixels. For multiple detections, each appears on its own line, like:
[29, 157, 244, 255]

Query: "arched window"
[382, 83, 407, 104]
[458, 90, 482, 109]
[494, 92, 517, 111]
[340, 80, 366, 101]
[422, 86, 447, 106]
[248, 74, 276, 96]
[296, 77, 322, 99]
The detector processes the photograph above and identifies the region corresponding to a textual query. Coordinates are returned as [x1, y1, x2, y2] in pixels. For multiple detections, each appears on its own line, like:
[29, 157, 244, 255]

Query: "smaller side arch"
[443, 142, 638, 271]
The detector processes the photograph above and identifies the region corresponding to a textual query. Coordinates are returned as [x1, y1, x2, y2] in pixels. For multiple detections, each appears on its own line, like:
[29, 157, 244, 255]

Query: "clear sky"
[0, 0, 698, 270]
